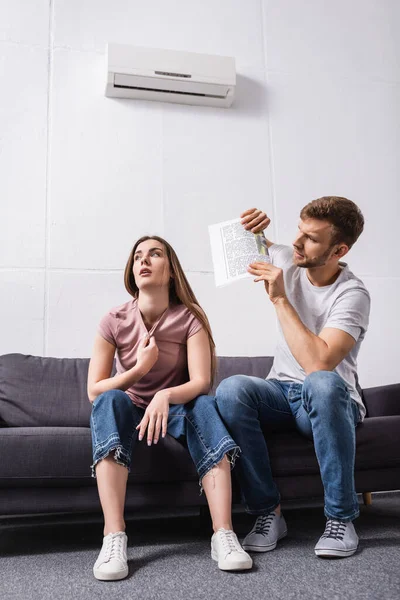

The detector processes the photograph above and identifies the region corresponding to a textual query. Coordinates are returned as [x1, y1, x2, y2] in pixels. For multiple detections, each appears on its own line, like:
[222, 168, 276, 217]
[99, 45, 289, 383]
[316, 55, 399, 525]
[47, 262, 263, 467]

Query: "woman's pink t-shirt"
[98, 299, 203, 408]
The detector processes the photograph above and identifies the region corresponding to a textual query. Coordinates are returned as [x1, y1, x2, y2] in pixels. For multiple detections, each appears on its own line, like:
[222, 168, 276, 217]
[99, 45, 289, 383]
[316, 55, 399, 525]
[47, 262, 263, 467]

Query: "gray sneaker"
[242, 512, 288, 552]
[315, 519, 359, 558]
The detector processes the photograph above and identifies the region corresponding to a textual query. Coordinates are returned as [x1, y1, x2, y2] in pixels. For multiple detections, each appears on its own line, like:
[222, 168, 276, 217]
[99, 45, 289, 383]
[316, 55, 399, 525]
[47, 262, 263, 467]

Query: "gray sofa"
[0, 353, 399, 518]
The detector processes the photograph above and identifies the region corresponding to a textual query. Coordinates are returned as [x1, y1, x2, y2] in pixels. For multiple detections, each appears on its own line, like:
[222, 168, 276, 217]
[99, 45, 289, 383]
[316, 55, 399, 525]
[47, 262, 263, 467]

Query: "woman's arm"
[167, 327, 211, 404]
[87, 334, 158, 402]
[136, 328, 211, 445]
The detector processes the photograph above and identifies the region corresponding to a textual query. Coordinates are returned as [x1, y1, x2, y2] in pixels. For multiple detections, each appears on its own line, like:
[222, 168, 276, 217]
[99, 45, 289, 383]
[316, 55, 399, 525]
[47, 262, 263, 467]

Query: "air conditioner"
[105, 43, 236, 108]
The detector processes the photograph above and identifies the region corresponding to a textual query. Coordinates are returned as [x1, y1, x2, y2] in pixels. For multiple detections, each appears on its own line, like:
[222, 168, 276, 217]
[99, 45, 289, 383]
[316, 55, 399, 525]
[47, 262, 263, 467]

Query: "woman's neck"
[137, 289, 170, 329]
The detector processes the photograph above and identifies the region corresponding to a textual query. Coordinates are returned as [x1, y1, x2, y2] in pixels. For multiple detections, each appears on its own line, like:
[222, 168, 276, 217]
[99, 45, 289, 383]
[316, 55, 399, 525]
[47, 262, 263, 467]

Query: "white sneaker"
[211, 528, 253, 571]
[93, 531, 129, 581]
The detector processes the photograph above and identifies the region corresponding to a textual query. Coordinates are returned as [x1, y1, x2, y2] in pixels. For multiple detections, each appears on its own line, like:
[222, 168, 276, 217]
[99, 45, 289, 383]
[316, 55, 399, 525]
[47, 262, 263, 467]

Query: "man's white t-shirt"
[266, 244, 371, 420]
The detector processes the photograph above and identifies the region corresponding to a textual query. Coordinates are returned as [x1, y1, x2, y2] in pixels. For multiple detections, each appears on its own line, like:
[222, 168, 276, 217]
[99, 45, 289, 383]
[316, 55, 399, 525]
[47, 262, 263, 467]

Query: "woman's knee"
[185, 394, 218, 419]
[92, 389, 132, 415]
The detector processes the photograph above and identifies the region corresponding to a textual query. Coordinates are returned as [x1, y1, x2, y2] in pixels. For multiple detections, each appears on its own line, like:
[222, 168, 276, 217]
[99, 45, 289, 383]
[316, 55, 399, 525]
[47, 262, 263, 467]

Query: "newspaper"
[208, 217, 271, 287]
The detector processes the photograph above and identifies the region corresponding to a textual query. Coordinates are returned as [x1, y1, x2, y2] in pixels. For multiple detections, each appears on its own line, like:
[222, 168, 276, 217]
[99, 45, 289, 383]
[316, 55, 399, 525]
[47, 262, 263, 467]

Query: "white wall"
[1, 0, 399, 388]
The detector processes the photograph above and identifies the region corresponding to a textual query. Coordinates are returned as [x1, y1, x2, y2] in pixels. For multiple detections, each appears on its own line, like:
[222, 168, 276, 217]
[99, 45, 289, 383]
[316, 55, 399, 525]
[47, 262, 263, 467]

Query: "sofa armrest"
[363, 383, 400, 417]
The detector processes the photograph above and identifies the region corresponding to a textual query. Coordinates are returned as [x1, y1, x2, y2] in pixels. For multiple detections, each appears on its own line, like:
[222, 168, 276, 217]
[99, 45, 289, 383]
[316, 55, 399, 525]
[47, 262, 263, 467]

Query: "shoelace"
[219, 530, 241, 555]
[254, 514, 274, 537]
[104, 534, 125, 561]
[321, 519, 347, 541]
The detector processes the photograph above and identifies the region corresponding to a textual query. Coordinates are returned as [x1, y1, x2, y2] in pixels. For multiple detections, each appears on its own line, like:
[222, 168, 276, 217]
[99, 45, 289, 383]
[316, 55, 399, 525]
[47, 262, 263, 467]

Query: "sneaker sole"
[242, 529, 288, 553]
[211, 551, 253, 571]
[93, 566, 129, 581]
[315, 547, 357, 558]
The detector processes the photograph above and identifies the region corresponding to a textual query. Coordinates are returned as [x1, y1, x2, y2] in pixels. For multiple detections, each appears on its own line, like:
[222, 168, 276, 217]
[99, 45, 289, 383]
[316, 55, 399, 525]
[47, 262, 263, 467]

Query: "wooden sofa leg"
[363, 492, 372, 506]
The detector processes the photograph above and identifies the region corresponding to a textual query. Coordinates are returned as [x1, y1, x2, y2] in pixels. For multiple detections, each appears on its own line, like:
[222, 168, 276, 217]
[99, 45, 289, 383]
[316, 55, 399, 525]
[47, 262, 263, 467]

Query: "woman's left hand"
[136, 390, 170, 445]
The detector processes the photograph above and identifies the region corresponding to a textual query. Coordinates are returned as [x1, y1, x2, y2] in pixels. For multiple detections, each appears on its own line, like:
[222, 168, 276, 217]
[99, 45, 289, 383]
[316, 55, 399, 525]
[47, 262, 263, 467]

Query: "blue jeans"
[90, 389, 240, 485]
[215, 371, 361, 522]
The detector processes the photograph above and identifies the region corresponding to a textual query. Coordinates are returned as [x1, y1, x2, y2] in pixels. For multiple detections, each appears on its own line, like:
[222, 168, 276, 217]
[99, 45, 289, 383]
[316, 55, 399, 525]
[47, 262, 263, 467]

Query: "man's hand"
[248, 261, 286, 304]
[241, 208, 271, 233]
[136, 390, 170, 445]
[136, 335, 159, 376]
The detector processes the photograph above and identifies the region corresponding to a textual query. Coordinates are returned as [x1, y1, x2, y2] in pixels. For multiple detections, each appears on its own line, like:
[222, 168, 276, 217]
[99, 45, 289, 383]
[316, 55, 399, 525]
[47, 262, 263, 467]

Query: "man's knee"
[303, 370, 348, 411]
[304, 370, 344, 393]
[215, 375, 259, 416]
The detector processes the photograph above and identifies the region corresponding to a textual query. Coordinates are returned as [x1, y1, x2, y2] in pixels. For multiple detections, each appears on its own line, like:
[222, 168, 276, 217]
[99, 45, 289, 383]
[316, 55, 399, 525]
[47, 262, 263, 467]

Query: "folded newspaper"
[209, 217, 271, 287]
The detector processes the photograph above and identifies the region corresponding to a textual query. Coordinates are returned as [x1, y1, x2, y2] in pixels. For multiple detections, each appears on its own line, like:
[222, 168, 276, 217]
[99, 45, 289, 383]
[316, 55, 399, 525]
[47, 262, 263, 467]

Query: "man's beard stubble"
[294, 245, 335, 269]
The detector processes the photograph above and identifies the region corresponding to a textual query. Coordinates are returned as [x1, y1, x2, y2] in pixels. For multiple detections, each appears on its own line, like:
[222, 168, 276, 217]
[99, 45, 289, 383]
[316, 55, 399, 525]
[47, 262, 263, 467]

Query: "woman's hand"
[136, 335, 159, 375]
[136, 390, 170, 445]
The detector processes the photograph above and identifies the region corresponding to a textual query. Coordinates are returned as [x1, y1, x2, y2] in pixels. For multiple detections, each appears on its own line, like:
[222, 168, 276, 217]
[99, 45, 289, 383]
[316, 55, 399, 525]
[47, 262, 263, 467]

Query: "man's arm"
[241, 208, 274, 247]
[247, 261, 357, 374]
[274, 297, 356, 374]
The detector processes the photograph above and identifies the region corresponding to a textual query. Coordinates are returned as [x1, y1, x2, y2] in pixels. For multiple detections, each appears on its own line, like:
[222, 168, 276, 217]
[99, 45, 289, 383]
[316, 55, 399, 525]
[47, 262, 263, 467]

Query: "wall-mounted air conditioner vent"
[105, 44, 236, 108]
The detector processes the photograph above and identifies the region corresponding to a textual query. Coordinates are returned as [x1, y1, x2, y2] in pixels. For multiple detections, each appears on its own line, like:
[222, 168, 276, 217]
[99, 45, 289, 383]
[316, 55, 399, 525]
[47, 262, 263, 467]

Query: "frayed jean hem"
[198, 437, 241, 494]
[91, 440, 131, 478]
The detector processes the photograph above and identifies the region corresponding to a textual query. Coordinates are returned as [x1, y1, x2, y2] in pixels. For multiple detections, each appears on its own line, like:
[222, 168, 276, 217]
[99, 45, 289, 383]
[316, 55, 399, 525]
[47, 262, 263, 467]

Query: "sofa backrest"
[0, 354, 92, 427]
[213, 356, 273, 393]
[362, 383, 400, 417]
[3, 353, 396, 427]
[0, 354, 274, 427]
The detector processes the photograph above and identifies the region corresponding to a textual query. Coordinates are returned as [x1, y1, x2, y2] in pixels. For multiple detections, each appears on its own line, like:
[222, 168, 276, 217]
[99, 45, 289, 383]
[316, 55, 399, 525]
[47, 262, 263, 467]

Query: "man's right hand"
[241, 208, 271, 233]
[136, 335, 159, 375]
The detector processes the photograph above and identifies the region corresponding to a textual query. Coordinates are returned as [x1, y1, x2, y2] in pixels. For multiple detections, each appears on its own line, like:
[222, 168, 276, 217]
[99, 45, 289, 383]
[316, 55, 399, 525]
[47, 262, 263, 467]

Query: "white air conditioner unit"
[105, 43, 236, 108]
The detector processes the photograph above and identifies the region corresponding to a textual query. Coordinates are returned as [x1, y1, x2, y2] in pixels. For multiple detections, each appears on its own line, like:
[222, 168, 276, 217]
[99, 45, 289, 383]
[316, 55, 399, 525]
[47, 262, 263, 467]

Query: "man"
[216, 196, 370, 558]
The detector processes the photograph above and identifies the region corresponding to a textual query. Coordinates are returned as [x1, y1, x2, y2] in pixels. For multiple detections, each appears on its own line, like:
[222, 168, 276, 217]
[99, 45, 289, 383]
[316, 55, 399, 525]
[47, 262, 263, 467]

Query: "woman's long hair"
[124, 235, 216, 386]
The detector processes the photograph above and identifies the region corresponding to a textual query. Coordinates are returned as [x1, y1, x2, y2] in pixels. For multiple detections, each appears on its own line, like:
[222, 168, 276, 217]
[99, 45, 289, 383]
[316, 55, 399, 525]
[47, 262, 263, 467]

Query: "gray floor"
[1, 492, 399, 600]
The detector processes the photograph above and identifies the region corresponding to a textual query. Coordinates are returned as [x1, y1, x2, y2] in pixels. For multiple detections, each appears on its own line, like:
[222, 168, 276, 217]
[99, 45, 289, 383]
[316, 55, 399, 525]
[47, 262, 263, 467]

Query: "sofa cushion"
[0, 427, 198, 487]
[266, 415, 400, 476]
[353, 415, 400, 469]
[2, 415, 398, 488]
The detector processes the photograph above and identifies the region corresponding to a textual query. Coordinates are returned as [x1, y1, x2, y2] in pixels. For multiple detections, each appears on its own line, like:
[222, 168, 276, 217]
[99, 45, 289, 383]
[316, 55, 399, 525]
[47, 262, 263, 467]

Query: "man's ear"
[335, 245, 348, 259]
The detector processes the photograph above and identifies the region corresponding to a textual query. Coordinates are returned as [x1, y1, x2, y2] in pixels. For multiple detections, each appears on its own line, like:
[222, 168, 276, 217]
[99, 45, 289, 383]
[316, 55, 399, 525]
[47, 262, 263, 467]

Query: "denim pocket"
[287, 383, 303, 419]
[289, 398, 302, 418]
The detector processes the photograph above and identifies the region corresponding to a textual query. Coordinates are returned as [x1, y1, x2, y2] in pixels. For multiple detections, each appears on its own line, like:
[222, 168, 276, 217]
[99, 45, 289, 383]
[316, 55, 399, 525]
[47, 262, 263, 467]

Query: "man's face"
[292, 219, 341, 268]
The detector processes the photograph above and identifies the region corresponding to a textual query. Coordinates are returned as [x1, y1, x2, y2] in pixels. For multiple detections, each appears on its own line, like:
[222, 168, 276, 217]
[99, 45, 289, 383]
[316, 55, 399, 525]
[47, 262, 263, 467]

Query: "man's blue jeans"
[215, 371, 361, 522]
[90, 389, 240, 485]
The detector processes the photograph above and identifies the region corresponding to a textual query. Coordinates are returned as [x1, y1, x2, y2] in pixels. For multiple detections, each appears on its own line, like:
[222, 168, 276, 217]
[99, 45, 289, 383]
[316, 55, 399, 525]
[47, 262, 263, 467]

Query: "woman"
[87, 235, 252, 580]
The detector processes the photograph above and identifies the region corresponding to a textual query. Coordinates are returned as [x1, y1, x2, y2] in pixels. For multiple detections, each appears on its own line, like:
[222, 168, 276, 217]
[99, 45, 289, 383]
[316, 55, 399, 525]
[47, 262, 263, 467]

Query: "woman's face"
[132, 239, 172, 290]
